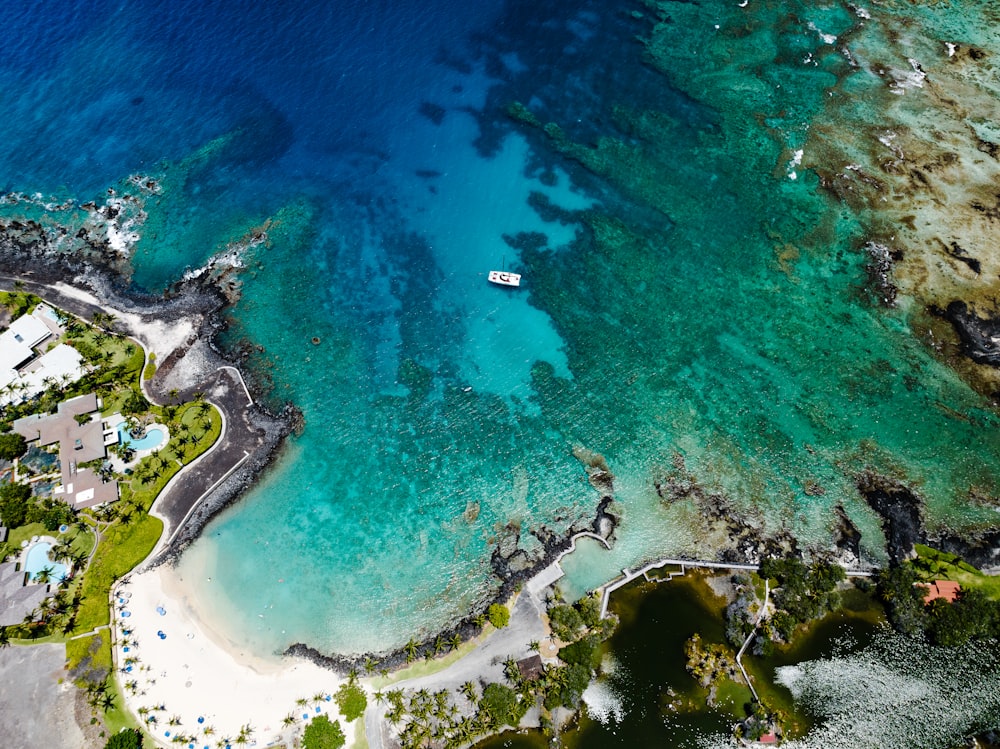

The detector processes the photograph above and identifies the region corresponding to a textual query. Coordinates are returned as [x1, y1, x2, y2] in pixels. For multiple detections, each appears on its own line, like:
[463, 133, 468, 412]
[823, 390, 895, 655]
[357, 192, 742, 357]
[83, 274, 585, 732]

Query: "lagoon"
[1, 0, 1000, 668]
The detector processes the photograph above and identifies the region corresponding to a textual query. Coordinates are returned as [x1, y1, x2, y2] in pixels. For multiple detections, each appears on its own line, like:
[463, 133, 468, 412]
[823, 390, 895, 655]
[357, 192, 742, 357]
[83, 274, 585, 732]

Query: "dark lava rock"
[857, 470, 924, 563]
[938, 300, 1000, 366]
[832, 504, 862, 560]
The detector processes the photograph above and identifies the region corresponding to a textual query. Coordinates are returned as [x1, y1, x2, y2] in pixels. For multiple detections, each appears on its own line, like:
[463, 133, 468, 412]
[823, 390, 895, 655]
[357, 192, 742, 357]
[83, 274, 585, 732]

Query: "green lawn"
[913, 544, 1000, 600]
[74, 515, 163, 633]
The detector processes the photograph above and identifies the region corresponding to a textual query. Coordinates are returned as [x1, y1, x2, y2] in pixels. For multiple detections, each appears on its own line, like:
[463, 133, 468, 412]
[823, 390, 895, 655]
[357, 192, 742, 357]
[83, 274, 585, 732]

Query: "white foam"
[582, 679, 625, 725]
[889, 59, 927, 94]
[808, 22, 837, 45]
[787, 148, 804, 180]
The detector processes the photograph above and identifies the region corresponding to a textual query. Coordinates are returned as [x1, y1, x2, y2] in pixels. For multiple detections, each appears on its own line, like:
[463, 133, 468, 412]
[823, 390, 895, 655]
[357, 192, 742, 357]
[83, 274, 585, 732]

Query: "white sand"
[48, 280, 195, 363]
[115, 566, 344, 748]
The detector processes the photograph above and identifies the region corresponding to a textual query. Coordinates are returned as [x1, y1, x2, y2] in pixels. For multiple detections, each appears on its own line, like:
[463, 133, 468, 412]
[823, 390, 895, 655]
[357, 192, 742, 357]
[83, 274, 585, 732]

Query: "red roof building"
[921, 580, 961, 604]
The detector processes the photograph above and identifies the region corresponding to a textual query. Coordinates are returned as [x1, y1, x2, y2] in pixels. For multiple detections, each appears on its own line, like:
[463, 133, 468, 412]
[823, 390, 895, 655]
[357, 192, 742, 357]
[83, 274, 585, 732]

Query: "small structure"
[921, 580, 961, 604]
[12, 393, 119, 509]
[0, 560, 50, 627]
[516, 654, 544, 681]
[758, 730, 778, 744]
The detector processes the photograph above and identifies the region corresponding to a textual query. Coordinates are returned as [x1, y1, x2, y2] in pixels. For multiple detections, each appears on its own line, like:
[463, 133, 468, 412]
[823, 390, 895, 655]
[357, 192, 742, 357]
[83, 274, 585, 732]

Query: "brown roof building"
[922, 580, 961, 604]
[12, 393, 119, 509]
[516, 654, 544, 681]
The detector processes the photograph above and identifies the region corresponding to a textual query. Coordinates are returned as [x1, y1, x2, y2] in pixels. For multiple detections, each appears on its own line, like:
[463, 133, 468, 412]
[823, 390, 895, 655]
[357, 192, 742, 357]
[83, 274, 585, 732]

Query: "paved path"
[146, 365, 267, 552]
[365, 587, 550, 749]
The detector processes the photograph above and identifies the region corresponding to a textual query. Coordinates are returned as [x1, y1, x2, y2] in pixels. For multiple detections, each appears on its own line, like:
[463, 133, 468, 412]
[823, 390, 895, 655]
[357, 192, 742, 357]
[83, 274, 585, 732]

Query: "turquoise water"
[118, 425, 166, 451]
[23, 542, 68, 583]
[1, 0, 1000, 661]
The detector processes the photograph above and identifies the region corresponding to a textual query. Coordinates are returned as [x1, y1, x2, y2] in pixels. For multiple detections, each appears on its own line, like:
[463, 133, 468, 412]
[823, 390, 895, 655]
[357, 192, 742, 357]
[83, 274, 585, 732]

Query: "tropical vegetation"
[302, 714, 346, 749]
[0, 292, 223, 740]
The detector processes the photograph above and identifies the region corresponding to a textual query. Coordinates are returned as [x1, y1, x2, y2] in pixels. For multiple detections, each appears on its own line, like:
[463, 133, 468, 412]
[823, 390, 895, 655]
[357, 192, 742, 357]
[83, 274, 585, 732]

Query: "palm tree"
[459, 681, 477, 704]
[503, 657, 520, 685]
[404, 637, 419, 663]
[449, 633, 462, 651]
[34, 566, 54, 585]
[433, 636, 444, 656]
[98, 691, 116, 711]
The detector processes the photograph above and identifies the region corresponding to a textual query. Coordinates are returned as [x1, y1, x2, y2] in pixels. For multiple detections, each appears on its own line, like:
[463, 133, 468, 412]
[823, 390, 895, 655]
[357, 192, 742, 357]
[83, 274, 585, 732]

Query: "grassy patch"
[75, 516, 163, 633]
[370, 638, 481, 688]
[913, 544, 1000, 599]
[353, 719, 369, 749]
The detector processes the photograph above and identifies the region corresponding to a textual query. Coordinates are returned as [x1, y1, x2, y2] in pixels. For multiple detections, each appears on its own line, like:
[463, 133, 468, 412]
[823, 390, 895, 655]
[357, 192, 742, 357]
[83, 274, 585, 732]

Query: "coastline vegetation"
[876, 547, 1000, 647]
[0, 291, 222, 743]
[381, 591, 615, 749]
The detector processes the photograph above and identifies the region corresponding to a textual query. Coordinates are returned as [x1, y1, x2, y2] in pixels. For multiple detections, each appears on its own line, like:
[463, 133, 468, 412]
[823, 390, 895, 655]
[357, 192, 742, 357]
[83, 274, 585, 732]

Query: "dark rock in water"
[938, 300, 1000, 366]
[832, 504, 862, 560]
[929, 527, 1000, 572]
[856, 470, 924, 563]
[418, 101, 446, 125]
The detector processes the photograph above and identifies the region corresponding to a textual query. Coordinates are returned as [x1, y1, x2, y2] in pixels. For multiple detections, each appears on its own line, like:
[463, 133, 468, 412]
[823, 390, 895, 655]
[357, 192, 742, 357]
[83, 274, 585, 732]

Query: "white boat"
[488, 270, 521, 287]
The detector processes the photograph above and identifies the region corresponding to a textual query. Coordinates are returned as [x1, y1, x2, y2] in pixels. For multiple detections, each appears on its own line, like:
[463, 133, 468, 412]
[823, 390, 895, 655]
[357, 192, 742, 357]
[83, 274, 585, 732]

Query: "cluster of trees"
[685, 632, 739, 688]
[302, 714, 345, 749]
[757, 557, 845, 644]
[0, 480, 74, 531]
[383, 592, 616, 749]
[876, 564, 1000, 647]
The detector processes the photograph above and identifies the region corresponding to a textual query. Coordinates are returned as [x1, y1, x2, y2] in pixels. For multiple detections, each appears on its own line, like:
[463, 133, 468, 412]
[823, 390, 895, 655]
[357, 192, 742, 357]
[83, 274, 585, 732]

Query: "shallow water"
[2, 0, 1000, 658]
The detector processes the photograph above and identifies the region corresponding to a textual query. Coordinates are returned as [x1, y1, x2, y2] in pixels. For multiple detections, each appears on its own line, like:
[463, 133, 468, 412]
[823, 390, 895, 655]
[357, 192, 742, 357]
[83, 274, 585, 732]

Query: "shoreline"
[0, 228, 301, 562]
[113, 566, 346, 747]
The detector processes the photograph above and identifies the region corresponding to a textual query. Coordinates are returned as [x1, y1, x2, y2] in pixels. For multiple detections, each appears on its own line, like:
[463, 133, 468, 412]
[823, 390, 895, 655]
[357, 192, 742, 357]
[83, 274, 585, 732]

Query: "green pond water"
[475, 576, 882, 749]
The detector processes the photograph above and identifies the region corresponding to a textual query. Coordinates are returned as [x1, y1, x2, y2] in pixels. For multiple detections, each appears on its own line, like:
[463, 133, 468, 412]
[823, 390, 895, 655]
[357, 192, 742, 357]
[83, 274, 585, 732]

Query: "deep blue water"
[4, 0, 1000, 668]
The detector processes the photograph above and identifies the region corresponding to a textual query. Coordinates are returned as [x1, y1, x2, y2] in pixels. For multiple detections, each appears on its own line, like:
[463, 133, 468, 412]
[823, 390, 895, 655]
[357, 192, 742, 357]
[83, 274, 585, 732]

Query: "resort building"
[921, 579, 961, 604]
[0, 303, 84, 406]
[12, 393, 120, 509]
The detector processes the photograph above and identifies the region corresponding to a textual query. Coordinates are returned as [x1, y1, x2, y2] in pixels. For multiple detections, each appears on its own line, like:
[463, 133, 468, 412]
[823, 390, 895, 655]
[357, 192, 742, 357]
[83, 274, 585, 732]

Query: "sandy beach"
[115, 566, 345, 748]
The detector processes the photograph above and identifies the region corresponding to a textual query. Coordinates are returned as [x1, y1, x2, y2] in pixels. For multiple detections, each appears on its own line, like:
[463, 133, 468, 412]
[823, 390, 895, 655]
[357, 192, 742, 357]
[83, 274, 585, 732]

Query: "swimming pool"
[117, 424, 166, 451]
[23, 541, 68, 582]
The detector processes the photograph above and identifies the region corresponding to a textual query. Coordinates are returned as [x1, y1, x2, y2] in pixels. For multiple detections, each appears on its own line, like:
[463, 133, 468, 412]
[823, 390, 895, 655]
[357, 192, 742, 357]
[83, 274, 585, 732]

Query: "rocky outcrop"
[856, 470, 924, 563]
[937, 301, 1000, 367]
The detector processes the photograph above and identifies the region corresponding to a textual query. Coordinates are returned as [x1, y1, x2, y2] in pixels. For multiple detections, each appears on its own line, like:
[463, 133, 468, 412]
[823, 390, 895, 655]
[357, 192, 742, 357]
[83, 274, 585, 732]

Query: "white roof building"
[0, 313, 50, 375]
[0, 305, 85, 406]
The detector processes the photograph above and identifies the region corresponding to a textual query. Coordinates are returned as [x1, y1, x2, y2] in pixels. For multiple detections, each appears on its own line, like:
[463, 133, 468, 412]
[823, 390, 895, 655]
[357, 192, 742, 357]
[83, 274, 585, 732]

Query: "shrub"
[0, 432, 27, 460]
[558, 634, 601, 670]
[480, 682, 526, 728]
[302, 714, 345, 749]
[334, 679, 367, 721]
[488, 602, 510, 628]
[104, 728, 142, 749]
[548, 603, 583, 641]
